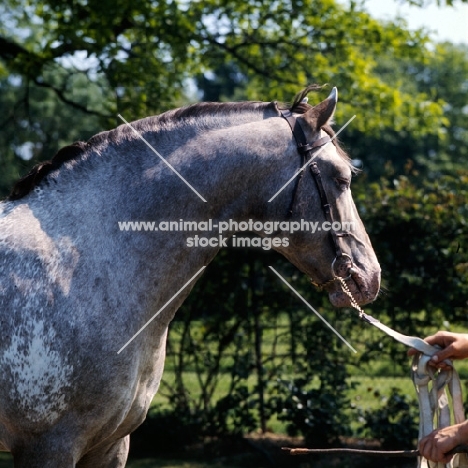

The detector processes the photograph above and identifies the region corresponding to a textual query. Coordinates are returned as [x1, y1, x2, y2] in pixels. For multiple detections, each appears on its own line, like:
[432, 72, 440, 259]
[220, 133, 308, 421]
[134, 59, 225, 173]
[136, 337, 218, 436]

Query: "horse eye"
[335, 177, 350, 191]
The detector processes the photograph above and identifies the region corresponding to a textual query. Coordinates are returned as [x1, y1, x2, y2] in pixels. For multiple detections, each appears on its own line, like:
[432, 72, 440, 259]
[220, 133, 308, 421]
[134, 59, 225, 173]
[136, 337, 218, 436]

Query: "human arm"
[408, 331, 468, 368]
[419, 421, 468, 463]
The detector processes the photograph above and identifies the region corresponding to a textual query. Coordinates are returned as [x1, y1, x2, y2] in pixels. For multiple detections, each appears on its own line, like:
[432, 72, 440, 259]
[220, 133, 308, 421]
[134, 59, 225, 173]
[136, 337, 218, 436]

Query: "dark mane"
[8, 142, 89, 201]
[7, 87, 350, 201]
[157, 100, 274, 125]
[7, 101, 274, 202]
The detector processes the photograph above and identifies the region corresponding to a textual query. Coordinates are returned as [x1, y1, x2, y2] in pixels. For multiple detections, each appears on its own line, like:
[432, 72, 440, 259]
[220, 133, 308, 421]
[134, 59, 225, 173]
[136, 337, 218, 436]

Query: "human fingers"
[419, 434, 454, 464]
[425, 331, 454, 347]
[428, 350, 454, 367]
[427, 332, 468, 361]
[407, 332, 453, 357]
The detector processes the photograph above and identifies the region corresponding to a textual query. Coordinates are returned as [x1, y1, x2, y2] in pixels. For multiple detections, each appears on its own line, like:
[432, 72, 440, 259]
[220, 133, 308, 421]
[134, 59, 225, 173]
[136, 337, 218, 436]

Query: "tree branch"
[33, 77, 113, 119]
[0, 36, 113, 119]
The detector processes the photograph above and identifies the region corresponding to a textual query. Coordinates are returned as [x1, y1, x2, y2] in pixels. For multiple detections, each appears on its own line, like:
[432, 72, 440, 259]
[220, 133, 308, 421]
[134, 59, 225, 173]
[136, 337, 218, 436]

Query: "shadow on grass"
[0, 453, 12, 468]
[128, 459, 245, 468]
[0, 452, 244, 468]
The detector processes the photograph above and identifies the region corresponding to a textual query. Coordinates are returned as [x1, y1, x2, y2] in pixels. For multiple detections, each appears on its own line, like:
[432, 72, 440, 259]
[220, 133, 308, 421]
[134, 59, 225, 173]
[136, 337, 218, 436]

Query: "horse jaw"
[326, 265, 381, 308]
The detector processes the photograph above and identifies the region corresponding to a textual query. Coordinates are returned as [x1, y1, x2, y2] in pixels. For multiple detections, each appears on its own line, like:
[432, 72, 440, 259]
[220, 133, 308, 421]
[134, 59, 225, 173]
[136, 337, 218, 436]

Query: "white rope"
[335, 278, 468, 467]
[412, 353, 468, 468]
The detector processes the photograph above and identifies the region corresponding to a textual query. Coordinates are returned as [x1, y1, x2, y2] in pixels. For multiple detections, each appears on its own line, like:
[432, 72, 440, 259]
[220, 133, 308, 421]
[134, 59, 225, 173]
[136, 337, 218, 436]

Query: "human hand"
[418, 422, 468, 463]
[408, 331, 468, 368]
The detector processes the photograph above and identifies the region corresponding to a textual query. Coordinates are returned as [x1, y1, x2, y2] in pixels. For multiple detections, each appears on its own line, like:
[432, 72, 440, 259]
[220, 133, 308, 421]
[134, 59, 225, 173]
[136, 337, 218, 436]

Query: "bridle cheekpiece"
[279, 107, 354, 287]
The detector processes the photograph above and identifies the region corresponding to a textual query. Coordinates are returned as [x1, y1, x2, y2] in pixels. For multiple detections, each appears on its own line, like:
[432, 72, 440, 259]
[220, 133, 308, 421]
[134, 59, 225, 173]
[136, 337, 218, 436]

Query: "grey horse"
[0, 86, 380, 467]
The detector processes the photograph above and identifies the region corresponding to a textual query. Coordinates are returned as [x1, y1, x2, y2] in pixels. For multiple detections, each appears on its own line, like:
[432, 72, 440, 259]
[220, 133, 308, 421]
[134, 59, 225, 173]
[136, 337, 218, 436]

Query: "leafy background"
[0, 0, 467, 463]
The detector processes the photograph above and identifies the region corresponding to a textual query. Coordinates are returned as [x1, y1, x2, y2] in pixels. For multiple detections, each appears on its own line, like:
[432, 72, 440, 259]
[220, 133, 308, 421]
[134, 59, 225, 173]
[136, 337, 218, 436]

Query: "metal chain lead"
[335, 276, 365, 317]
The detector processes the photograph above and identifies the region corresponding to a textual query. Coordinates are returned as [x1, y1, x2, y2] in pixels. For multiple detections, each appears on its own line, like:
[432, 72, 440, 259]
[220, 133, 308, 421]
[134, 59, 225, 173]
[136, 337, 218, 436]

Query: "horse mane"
[7, 85, 351, 201]
[157, 100, 272, 123]
[7, 101, 276, 201]
[8, 142, 89, 201]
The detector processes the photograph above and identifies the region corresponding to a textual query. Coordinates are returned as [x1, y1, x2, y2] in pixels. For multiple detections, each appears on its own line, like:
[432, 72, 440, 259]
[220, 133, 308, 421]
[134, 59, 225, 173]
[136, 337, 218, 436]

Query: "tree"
[353, 171, 468, 367]
[0, 70, 106, 196]
[346, 42, 468, 180]
[0, 0, 448, 122]
[1, 0, 456, 197]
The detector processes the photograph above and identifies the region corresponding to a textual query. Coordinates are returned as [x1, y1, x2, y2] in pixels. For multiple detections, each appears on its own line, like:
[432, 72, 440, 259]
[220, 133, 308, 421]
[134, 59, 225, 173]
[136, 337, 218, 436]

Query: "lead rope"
[334, 276, 365, 315]
[411, 354, 468, 468]
[335, 276, 468, 468]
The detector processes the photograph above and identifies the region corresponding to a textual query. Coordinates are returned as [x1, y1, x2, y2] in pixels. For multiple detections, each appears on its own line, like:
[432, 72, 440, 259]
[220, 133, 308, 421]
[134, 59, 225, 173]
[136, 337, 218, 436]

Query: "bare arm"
[409, 331, 468, 461]
[419, 422, 468, 463]
[408, 331, 468, 367]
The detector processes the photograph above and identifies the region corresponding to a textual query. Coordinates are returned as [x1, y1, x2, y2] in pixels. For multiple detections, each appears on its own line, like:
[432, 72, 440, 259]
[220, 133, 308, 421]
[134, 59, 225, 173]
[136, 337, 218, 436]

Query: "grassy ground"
[0, 375, 418, 468]
[128, 458, 246, 468]
[0, 453, 247, 468]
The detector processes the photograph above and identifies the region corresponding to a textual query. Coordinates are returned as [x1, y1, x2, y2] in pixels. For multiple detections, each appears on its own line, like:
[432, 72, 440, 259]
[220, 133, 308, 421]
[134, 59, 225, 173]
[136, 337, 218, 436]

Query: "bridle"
[279, 107, 468, 465]
[279, 107, 354, 288]
[280, 111, 468, 465]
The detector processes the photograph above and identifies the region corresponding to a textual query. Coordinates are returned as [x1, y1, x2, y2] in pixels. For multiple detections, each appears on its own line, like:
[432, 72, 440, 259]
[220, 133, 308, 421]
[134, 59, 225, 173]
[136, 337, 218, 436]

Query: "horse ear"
[311, 87, 338, 130]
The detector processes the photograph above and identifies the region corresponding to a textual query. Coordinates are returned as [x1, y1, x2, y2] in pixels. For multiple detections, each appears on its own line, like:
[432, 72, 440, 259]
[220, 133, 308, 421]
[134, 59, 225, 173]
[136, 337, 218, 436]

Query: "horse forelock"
[281, 86, 356, 174]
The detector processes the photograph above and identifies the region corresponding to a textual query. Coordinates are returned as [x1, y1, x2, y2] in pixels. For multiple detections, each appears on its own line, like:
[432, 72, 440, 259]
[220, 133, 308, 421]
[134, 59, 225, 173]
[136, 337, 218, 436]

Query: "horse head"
[269, 87, 380, 307]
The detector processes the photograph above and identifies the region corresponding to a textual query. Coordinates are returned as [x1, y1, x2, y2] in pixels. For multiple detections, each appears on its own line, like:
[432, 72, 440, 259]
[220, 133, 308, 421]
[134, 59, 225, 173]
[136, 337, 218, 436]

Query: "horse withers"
[0, 86, 380, 467]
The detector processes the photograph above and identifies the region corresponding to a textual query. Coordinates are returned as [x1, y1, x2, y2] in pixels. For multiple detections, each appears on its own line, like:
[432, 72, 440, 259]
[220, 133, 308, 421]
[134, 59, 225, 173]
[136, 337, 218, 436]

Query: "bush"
[357, 387, 418, 449]
[269, 319, 356, 447]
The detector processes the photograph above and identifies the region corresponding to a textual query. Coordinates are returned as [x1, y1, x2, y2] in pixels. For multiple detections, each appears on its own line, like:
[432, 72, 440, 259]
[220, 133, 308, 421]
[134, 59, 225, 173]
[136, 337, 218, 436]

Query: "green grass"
[349, 376, 414, 408]
[153, 366, 421, 434]
[0, 453, 247, 468]
[127, 458, 246, 468]
[0, 375, 428, 467]
[155, 368, 416, 407]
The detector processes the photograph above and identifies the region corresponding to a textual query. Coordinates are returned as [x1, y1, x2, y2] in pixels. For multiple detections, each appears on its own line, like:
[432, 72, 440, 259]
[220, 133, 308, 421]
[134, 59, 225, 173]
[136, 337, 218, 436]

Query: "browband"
[279, 109, 331, 153]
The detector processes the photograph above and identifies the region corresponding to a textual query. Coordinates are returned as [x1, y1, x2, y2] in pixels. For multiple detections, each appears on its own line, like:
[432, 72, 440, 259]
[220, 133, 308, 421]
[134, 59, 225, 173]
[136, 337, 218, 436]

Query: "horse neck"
[21, 112, 301, 327]
[23, 110, 304, 255]
[145, 118, 298, 222]
[74, 108, 295, 223]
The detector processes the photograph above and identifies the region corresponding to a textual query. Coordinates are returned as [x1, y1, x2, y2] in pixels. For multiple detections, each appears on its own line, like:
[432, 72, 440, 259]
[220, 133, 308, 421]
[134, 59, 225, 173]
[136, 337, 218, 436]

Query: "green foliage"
[1, 0, 467, 195]
[0, 0, 451, 126]
[160, 250, 277, 440]
[352, 171, 468, 369]
[357, 388, 419, 449]
[273, 370, 353, 447]
[358, 172, 468, 313]
[0, 71, 107, 196]
[267, 304, 356, 446]
[348, 42, 468, 179]
[210, 385, 259, 436]
[152, 248, 359, 444]
[146, 169, 468, 444]
[1, 0, 468, 450]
